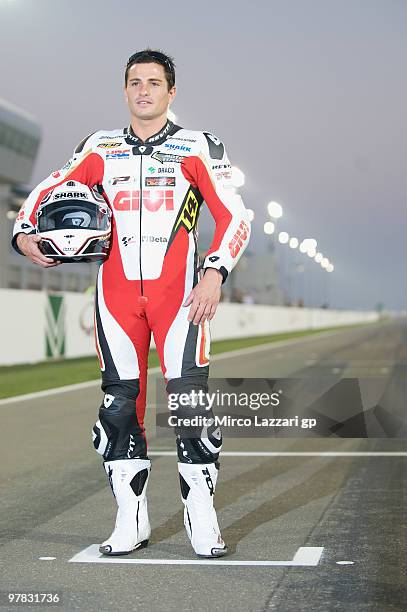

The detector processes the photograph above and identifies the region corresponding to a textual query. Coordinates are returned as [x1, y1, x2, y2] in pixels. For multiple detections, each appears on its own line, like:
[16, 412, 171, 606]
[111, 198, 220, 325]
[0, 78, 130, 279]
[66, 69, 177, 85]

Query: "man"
[12, 49, 251, 558]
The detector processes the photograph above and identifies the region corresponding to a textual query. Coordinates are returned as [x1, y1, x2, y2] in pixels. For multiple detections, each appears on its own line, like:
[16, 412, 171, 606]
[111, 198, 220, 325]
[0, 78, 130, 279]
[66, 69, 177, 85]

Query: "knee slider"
[92, 381, 146, 461]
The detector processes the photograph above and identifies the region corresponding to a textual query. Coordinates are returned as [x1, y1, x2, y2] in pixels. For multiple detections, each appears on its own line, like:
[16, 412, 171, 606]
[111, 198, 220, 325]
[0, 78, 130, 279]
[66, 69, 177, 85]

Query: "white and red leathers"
[13, 120, 251, 463]
[14, 119, 250, 557]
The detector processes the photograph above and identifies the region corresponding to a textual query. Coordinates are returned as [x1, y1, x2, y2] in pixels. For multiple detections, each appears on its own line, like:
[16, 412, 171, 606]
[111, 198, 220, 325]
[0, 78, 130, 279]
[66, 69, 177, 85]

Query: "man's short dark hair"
[125, 49, 176, 90]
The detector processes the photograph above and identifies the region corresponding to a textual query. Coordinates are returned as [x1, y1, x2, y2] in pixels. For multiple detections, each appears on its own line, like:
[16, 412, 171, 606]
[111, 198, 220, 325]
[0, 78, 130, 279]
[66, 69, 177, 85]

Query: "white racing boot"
[178, 462, 227, 558]
[100, 458, 151, 556]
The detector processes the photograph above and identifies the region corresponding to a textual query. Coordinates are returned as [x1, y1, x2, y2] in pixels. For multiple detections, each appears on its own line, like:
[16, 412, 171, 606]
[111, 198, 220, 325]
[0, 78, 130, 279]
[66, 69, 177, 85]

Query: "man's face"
[125, 62, 176, 121]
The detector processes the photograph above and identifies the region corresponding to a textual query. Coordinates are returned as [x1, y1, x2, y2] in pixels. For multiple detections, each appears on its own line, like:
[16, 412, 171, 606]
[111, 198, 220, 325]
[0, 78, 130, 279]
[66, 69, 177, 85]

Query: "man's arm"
[181, 133, 251, 324]
[12, 132, 104, 267]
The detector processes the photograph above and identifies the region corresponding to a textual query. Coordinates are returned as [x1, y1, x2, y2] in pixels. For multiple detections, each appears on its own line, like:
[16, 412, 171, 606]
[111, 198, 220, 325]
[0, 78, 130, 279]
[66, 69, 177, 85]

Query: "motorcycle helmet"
[36, 181, 111, 262]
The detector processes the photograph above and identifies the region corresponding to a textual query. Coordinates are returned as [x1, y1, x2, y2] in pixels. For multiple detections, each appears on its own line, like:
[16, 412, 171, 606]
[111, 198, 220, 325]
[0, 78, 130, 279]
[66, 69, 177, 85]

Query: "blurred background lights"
[247, 208, 254, 222]
[278, 231, 289, 244]
[264, 221, 275, 235]
[267, 201, 283, 219]
[302, 238, 317, 250]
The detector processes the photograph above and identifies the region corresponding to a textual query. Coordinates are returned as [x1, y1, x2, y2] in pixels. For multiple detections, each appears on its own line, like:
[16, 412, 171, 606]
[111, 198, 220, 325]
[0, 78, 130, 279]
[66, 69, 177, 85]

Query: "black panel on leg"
[179, 473, 191, 500]
[130, 468, 149, 496]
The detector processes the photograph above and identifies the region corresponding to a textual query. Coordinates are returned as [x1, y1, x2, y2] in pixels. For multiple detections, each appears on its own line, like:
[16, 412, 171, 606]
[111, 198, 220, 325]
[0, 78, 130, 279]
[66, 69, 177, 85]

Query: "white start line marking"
[68, 545, 324, 566]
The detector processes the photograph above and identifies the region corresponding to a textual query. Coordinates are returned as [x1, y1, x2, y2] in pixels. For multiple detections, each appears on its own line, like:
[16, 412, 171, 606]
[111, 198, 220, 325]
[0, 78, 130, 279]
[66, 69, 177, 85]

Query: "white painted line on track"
[148, 451, 407, 457]
[0, 327, 350, 405]
[0, 367, 159, 406]
[68, 545, 324, 566]
[336, 561, 354, 565]
[0, 379, 100, 405]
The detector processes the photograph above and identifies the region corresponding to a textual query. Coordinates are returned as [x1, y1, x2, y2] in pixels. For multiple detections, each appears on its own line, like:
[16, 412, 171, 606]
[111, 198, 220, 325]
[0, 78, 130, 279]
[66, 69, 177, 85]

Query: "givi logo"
[229, 220, 250, 258]
[113, 190, 174, 212]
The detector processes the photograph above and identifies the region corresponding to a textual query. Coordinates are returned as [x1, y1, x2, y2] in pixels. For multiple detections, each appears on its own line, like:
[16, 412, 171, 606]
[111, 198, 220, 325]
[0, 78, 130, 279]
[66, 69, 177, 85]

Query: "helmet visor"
[37, 200, 110, 232]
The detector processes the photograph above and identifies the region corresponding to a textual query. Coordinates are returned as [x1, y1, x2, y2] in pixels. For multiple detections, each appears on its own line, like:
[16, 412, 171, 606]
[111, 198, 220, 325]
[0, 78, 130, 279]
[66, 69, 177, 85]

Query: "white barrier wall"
[1, 289, 46, 365]
[1, 289, 379, 366]
[210, 304, 379, 340]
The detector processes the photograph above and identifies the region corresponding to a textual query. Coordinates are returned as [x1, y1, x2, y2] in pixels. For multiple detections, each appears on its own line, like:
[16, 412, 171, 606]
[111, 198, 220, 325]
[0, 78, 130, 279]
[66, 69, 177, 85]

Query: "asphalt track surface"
[1, 319, 406, 611]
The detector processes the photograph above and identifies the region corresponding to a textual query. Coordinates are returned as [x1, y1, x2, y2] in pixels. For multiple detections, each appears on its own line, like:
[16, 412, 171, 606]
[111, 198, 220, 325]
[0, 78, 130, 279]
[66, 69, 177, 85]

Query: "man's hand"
[183, 268, 223, 325]
[16, 233, 61, 268]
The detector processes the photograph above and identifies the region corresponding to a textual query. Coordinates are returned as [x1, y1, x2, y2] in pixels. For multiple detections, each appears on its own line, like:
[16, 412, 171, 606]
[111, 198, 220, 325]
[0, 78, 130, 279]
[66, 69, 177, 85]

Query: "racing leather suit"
[12, 120, 251, 464]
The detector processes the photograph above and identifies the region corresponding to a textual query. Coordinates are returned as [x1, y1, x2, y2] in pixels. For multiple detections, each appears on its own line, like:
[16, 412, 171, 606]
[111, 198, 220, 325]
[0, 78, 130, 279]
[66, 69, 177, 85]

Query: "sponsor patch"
[98, 142, 122, 148]
[122, 235, 137, 246]
[111, 176, 132, 185]
[17, 203, 26, 221]
[229, 220, 250, 258]
[164, 143, 191, 152]
[113, 190, 174, 212]
[212, 163, 231, 170]
[175, 190, 200, 232]
[106, 150, 130, 159]
[122, 234, 168, 246]
[54, 191, 88, 200]
[215, 170, 232, 181]
[167, 136, 197, 143]
[142, 235, 168, 243]
[61, 160, 73, 171]
[145, 177, 176, 187]
[151, 151, 186, 164]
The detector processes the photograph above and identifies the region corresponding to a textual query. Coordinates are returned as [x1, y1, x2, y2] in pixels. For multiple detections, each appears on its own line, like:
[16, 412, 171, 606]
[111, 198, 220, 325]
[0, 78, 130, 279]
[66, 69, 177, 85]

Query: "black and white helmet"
[36, 181, 112, 262]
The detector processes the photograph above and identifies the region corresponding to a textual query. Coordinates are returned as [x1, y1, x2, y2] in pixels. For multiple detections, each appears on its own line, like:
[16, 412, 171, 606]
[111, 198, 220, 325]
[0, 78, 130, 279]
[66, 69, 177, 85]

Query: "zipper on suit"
[138, 154, 144, 296]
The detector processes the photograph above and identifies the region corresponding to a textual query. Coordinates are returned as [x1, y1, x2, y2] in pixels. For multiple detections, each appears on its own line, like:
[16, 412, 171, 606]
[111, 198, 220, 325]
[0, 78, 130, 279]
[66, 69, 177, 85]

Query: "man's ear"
[169, 85, 177, 104]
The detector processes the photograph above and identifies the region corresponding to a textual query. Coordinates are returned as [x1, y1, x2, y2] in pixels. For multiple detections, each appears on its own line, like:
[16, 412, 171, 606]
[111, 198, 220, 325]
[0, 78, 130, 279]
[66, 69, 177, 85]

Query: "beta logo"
[113, 190, 174, 212]
[228, 220, 249, 258]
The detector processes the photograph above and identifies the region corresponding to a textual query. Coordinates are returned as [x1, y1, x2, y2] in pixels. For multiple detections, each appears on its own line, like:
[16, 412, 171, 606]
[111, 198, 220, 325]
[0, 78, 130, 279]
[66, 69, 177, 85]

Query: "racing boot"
[99, 458, 151, 556]
[178, 462, 227, 558]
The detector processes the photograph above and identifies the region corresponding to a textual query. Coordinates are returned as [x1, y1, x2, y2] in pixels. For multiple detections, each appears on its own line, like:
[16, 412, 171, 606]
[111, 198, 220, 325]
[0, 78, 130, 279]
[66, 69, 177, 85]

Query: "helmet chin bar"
[39, 233, 111, 263]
